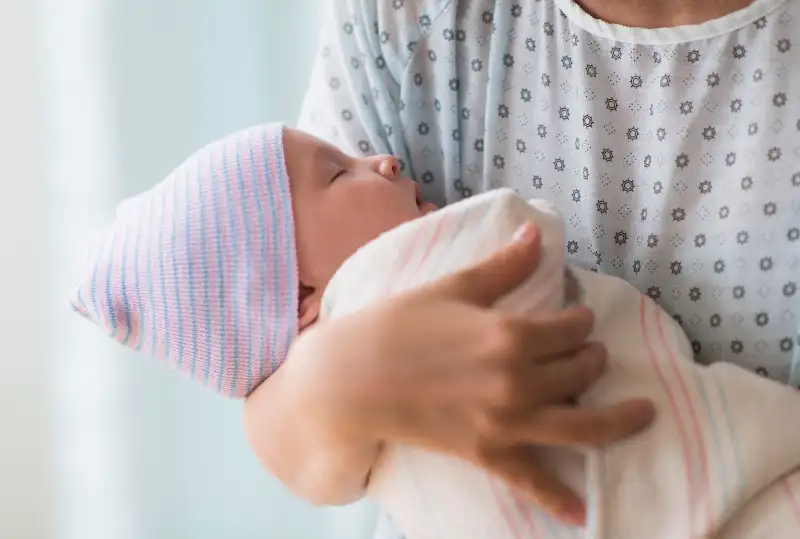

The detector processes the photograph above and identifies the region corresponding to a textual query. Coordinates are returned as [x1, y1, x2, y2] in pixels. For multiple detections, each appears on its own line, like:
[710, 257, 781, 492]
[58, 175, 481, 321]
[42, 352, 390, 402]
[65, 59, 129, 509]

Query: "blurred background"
[0, 0, 379, 537]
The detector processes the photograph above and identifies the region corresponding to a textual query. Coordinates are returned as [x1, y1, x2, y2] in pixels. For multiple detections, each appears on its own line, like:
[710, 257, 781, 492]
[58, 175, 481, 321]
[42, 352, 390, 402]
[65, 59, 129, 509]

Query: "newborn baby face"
[283, 128, 436, 327]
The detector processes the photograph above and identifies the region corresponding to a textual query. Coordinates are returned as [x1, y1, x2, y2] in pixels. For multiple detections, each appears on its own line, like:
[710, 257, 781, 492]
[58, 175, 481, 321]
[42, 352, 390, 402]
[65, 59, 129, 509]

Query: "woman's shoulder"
[346, 0, 454, 36]
[364, 0, 460, 65]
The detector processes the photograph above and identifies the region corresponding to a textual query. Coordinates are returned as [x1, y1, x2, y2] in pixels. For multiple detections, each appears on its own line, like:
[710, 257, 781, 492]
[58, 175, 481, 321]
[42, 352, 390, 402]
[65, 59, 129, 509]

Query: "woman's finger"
[480, 445, 586, 526]
[532, 343, 608, 402]
[516, 399, 656, 447]
[506, 307, 596, 360]
[492, 343, 607, 419]
[429, 223, 541, 307]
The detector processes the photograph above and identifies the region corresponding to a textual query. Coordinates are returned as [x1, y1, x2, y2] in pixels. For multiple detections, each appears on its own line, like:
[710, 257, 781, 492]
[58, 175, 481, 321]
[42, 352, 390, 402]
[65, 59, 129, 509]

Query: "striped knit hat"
[70, 123, 298, 398]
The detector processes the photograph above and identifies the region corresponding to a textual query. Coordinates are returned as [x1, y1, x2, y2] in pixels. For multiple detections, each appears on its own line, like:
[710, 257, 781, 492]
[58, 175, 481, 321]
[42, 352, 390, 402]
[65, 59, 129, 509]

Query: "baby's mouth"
[414, 182, 437, 214]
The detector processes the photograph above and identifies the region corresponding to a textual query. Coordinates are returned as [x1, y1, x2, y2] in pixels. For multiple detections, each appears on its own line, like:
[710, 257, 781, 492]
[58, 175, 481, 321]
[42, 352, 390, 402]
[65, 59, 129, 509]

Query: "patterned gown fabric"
[299, 0, 800, 387]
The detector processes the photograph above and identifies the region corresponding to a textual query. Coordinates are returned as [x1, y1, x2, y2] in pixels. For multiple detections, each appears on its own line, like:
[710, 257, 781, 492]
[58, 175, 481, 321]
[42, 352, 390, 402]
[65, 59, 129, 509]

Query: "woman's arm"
[243, 225, 655, 523]
[243, 0, 403, 504]
[244, 0, 427, 504]
[243, 325, 382, 505]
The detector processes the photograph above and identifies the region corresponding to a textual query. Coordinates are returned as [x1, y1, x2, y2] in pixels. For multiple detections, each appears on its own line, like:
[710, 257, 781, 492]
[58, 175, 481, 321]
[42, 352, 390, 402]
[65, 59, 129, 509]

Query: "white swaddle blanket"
[321, 189, 800, 539]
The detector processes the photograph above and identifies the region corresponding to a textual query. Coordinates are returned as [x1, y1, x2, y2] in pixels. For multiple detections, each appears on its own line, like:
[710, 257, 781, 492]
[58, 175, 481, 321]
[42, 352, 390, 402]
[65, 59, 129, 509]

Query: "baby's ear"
[298, 285, 321, 331]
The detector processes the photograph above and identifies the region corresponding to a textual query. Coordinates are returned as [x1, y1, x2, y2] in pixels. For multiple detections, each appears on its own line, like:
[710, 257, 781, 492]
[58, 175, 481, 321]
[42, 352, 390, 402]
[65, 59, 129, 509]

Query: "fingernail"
[629, 398, 657, 424]
[512, 224, 536, 243]
[639, 399, 657, 420]
[562, 502, 586, 526]
[592, 348, 608, 371]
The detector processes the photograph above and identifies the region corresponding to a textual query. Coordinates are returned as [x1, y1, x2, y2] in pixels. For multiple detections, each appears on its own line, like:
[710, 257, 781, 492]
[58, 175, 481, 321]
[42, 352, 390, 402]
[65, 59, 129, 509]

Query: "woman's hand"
[246, 225, 654, 524]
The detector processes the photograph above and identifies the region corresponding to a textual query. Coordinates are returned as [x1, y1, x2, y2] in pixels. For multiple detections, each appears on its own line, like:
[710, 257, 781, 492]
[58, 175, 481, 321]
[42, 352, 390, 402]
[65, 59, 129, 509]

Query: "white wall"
[0, 0, 380, 538]
[0, 1, 54, 538]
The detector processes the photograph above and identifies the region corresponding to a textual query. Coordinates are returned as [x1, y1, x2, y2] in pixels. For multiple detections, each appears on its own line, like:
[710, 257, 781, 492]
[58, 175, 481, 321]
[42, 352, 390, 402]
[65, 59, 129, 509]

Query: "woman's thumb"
[431, 224, 541, 306]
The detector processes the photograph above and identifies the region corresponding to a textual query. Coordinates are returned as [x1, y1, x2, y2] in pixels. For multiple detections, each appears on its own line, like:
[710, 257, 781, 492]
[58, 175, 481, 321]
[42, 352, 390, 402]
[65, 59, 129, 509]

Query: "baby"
[71, 124, 800, 539]
[71, 122, 434, 397]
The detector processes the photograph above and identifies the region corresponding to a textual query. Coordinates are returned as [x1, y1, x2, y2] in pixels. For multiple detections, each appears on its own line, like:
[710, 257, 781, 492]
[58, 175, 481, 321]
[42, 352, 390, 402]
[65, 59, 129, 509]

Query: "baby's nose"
[373, 155, 400, 180]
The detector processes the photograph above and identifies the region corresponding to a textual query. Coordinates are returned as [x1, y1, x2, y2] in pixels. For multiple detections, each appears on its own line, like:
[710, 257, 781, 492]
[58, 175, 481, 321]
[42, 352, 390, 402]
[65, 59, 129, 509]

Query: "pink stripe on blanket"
[640, 296, 696, 536]
[654, 303, 714, 532]
[488, 479, 540, 539]
[408, 215, 448, 281]
[511, 487, 548, 539]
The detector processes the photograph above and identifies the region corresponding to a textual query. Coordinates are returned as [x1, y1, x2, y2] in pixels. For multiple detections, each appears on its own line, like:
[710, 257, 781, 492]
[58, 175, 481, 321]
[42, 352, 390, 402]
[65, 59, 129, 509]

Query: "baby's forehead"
[284, 127, 345, 159]
[283, 128, 350, 178]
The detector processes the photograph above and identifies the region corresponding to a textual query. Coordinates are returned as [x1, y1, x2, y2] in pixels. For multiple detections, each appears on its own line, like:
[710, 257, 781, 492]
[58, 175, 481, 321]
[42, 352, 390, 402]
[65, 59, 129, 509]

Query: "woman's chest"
[399, 0, 800, 381]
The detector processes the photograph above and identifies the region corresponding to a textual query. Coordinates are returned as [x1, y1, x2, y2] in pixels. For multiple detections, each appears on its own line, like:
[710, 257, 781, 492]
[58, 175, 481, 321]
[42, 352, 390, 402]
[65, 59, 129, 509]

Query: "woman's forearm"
[243, 338, 382, 505]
